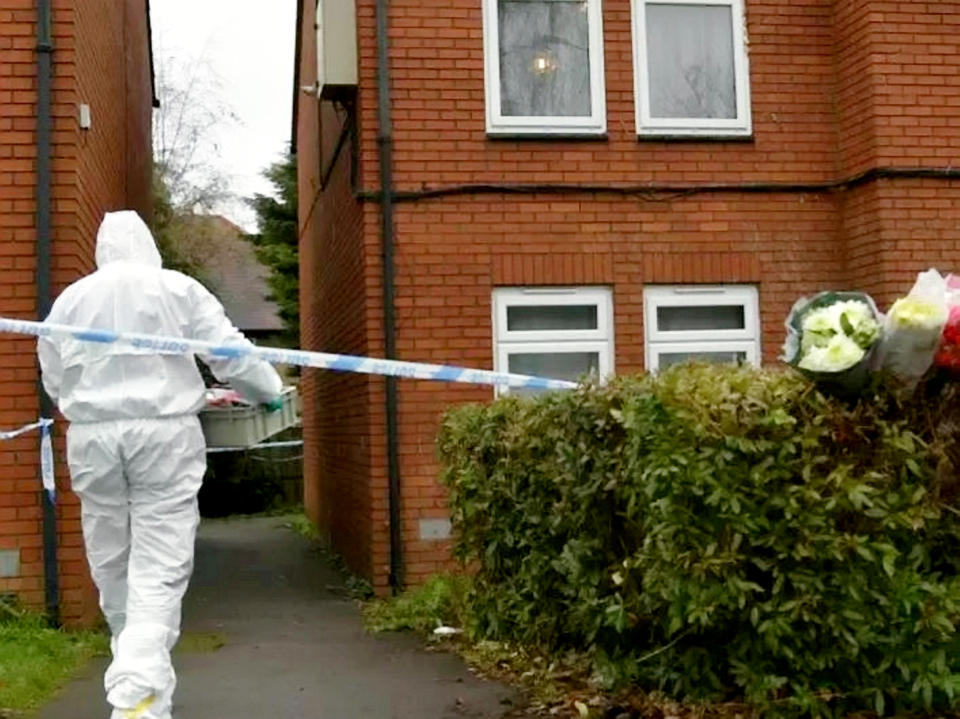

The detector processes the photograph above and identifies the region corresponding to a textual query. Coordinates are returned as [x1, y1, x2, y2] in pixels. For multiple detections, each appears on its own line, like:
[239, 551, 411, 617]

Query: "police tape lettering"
[132, 337, 191, 354]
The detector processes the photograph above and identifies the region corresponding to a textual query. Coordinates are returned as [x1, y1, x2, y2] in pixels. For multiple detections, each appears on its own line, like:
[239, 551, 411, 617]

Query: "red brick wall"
[296, 0, 321, 540]
[0, 0, 154, 626]
[863, 4, 960, 168]
[832, 0, 878, 177]
[847, 180, 960, 308]
[122, 0, 153, 218]
[74, 0, 153, 261]
[297, 0, 387, 587]
[299, 0, 960, 589]
[0, 0, 40, 608]
[836, 1, 960, 305]
[0, 1, 81, 619]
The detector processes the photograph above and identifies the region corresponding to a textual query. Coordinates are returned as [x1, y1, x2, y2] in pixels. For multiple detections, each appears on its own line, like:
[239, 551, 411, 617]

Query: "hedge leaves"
[438, 366, 960, 717]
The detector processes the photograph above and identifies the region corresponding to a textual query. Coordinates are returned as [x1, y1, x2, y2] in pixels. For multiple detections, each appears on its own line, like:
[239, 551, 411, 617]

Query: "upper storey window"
[483, 0, 607, 136]
[632, 0, 752, 137]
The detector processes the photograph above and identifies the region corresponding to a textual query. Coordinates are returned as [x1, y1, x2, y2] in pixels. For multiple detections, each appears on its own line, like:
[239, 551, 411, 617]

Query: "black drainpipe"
[35, 0, 59, 625]
[375, 0, 403, 592]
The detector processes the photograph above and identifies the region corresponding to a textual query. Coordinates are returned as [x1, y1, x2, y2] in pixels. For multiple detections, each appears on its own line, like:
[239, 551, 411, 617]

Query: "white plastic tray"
[199, 386, 300, 448]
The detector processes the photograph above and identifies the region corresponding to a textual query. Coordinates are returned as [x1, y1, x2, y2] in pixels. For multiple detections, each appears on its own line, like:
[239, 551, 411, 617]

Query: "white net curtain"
[498, 0, 592, 117]
[645, 3, 737, 120]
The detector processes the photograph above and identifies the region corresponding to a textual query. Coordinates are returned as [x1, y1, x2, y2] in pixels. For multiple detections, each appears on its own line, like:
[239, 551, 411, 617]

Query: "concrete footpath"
[40, 516, 516, 719]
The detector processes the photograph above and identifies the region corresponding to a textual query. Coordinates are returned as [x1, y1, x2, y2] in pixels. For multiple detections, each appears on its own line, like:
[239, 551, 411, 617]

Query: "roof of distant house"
[187, 215, 284, 333]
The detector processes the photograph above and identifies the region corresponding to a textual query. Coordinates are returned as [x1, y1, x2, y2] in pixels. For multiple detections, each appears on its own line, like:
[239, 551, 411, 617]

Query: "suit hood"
[95, 211, 163, 269]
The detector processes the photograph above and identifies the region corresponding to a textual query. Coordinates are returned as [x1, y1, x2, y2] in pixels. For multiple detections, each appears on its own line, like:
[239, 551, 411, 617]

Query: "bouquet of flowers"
[783, 291, 882, 393]
[878, 269, 948, 386]
[934, 274, 960, 372]
[797, 299, 881, 372]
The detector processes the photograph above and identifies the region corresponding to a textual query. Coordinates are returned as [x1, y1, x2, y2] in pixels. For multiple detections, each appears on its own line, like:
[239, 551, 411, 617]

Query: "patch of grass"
[174, 631, 226, 654]
[0, 611, 107, 715]
[282, 513, 374, 599]
[283, 512, 320, 541]
[342, 574, 374, 600]
[363, 574, 469, 634]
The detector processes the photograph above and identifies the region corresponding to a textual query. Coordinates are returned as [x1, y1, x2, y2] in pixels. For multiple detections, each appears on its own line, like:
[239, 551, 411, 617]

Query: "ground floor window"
[643, 285, 760, 370]
[493, 286, 614, 394]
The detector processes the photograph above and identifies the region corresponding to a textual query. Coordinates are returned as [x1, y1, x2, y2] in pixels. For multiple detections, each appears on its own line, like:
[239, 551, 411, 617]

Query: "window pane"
[657, 305, 745, 332]
[658, 350, 746, 369]
[645, 3, 737, 120]
[499, 0, 592, 117]
[508, 351, 599, 381]
[507, 304, 598, 331]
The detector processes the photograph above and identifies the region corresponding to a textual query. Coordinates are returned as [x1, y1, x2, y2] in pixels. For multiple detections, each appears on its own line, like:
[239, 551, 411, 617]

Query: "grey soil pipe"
[375, 0, 404, 591]
[35, 0, 60, 624]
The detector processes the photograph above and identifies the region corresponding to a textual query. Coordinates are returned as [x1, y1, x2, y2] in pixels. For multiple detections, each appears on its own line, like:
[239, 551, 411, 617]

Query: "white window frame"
[631, 0, 752, 137]
[493, 286, 615, 393]
[644, 285, 760, 370]
[647, 341, 759, 372]
[482, 0, 607, 136]
[495, 286, 613, 343]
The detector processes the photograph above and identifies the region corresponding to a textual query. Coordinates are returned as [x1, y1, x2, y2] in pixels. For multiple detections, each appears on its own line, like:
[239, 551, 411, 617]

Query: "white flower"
[800, 300, 879, 355]
[834, 300, 881, 348]
[798, 334, 866, 373]
[802, 306, 838, 335]
[800, 306, 838, 353]
[888, 296, 947, 330]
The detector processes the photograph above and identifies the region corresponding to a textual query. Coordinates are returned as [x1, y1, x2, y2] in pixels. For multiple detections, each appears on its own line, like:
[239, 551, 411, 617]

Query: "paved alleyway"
[41, 516, 516, 719]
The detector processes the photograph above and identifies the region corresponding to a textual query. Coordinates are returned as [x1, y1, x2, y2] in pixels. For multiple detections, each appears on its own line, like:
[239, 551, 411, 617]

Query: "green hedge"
[438, 365, 960, 717]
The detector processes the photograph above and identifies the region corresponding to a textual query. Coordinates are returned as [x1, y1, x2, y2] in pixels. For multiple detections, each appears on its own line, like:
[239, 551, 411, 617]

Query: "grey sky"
[150, 1, 297, 231]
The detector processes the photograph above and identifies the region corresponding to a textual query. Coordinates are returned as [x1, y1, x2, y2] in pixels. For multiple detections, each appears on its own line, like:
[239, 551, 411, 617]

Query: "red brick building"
[0, 0, 155, 625]
[293, 0, 960, 593]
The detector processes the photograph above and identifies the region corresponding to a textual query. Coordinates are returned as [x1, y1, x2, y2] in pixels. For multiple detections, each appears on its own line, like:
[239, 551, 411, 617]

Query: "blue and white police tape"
[0, 418, 55, 501]
[0, 316, 578, 391]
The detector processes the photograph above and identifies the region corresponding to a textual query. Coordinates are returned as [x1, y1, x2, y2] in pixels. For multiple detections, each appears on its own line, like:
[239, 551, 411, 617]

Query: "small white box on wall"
[316, 0, 358, 99]
[419, 518, 452, 541]
[0, 549, 19, 578]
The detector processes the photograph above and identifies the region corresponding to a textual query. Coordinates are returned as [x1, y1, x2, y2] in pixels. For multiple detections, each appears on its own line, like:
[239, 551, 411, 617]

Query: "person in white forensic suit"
[37, 210, 283, 719]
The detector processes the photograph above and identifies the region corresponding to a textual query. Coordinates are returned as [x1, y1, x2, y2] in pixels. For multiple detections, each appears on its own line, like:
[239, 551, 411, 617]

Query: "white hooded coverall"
[37, 211, 283, 719]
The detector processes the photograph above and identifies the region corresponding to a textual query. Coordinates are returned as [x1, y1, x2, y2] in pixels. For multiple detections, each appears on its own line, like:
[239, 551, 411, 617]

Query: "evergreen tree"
[246, 154, 299, 343]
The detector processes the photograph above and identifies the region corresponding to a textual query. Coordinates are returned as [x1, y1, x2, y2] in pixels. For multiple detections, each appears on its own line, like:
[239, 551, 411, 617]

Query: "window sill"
[636, 131, 754, 144]
[487, 131, 609, 142]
